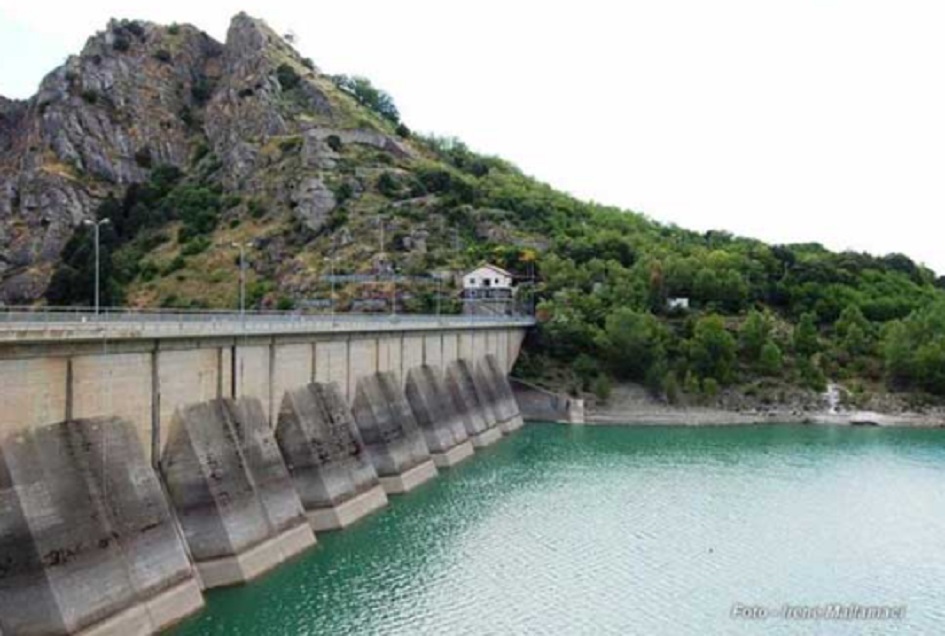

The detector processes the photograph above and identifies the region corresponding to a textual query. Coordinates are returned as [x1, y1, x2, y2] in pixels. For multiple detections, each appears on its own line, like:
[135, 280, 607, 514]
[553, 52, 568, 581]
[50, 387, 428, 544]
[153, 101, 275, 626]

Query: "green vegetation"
[276, 63, 301, 90]
[47, 165, 222, 306]
[330, 75, 401, 124]
[393, 137, 945, 401]
[43, 37, 945, 405]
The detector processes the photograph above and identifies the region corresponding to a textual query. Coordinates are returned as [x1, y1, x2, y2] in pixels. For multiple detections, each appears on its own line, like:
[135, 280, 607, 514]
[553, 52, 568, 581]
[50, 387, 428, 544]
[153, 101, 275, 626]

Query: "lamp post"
[323, 255, 335, 320]
[83, 218, 111, 316]
[231, 242, 252, 318]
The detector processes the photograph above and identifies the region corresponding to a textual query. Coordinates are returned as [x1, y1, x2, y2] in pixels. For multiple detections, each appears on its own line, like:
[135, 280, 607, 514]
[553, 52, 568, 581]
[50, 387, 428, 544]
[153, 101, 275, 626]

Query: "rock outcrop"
[0, 12, 410, 303]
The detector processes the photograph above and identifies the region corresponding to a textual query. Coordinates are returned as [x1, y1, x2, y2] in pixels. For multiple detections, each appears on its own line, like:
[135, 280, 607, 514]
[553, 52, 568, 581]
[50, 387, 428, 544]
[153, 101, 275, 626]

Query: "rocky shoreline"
[582, 383, 945, 428]
[585, 408, 945, 428]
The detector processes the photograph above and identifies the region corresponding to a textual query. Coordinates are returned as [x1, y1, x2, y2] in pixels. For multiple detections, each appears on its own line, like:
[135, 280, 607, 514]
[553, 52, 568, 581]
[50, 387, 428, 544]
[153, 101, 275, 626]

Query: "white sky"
[2, 1, 944, 272]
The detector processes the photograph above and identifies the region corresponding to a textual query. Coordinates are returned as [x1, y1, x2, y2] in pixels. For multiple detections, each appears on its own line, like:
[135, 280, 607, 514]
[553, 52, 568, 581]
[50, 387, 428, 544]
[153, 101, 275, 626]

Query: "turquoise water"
[172, 424, 945, 635]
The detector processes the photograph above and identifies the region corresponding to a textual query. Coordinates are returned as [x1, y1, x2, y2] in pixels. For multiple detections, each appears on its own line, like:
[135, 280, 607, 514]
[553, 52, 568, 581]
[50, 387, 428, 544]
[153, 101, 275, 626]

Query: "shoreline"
[583, 408, 945, 428]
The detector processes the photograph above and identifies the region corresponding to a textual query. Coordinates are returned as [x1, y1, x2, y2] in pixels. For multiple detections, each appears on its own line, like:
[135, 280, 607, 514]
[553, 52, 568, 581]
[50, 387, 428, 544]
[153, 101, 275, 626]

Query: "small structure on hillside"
[461, 264, 515, 316]
[667, 297, 690, 311]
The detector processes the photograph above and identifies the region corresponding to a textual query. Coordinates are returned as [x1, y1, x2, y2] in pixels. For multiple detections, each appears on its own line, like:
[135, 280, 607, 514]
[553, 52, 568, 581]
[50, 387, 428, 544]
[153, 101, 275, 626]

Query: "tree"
[882, 302, 945, 394]
[740, 309, 771, 361]
[276, 64, 301, 90]
[835, 305, 872, 357]
[759, 341, 783, 376]
[689, 314, 737, 384]
[330, 74, 400, 124]
[793, 312, 820, 356]
[596, 308, 667, 382]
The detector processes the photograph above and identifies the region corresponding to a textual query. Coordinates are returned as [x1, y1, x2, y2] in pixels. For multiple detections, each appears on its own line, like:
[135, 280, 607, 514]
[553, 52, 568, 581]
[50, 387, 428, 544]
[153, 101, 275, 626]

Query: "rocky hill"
[0, 13, 432, 304]
[4, 12, 945, 408]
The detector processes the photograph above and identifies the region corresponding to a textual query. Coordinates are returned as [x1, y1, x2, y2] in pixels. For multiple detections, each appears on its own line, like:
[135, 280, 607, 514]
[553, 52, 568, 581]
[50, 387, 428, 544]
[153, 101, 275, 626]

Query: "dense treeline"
[414, 137, 945, 400]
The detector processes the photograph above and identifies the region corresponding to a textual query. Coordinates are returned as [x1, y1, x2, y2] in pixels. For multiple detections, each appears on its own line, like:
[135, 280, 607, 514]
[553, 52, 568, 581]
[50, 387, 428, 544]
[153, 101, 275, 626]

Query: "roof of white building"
[466, 263, 513, 278]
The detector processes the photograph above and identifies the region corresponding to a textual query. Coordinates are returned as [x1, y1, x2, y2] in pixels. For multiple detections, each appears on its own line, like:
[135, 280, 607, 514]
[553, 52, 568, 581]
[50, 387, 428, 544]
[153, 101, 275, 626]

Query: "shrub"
[168, 23, 181, 35]
[301, 58, 315, 70]
[190, 77, 213, 105]
[181, 236, 210, 256]
[395, 123, 411, 138]
[80, 90, 99, 105]
[591, 374, 613, 402]
[326, 208, 348, 231]
[276, 296, 295, 311]
[138, 261, 158, 282]
[179, 105, 196, 128]
[134, 147, 152, 169]
[248, 199, 266, 219]
[334, 182, 354, 204]
[377, 171, 401, 198]
[663, 372, 681, 404]
[573, 354, 599, 390]
[162, 255, 186, 275]
[276, 63, 301, 90]
[702, 377, 720, 399]
[153, 49, 172, 63]
[326, 135, 342, 152]
[112, 35, 131, 52]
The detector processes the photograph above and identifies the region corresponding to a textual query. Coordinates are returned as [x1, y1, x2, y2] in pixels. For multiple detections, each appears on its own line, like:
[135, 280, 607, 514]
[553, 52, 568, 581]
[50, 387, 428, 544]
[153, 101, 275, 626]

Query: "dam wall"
[276, 382, 388, 531]
[405, 365, 474, 468]
[0, 417, 203, 635]
[0, 323, 527, 466]
[352, 372, 438, 494]
[445, 359, 503, 448]
[478, 355, 525, 434]
[160, 398, 316, 588]
[0, 310, 530, 632]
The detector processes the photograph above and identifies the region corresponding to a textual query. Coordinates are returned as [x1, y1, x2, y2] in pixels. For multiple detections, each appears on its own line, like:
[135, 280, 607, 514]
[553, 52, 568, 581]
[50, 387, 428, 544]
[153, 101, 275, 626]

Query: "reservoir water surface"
[173, 423, 945, 634]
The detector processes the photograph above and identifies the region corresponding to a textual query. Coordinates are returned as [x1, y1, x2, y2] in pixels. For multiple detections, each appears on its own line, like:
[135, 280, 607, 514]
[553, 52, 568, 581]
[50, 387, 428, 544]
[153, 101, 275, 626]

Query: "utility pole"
[83, 218, 111, 316]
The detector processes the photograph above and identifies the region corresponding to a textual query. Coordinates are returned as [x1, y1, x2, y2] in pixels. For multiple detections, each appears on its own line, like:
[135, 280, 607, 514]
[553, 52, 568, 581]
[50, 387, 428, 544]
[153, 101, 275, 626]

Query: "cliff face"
[0, 19, 213, 301]
[0, 12, 408, 304]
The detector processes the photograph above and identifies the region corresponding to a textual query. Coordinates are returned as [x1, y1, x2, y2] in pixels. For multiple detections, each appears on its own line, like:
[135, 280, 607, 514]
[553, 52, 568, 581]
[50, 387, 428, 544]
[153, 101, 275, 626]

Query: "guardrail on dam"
[0, 311, 533, 635]
[0, 310, 532, 463]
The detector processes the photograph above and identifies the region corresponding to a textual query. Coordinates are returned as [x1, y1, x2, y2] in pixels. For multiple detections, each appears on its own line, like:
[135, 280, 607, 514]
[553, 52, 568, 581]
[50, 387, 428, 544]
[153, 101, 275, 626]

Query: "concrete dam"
[0, 312, 532, 635]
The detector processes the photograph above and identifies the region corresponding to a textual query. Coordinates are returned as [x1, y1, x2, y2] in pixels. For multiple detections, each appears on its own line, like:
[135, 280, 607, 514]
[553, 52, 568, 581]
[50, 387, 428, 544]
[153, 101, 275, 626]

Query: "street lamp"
[231, 242, 252, 317]
[82, 218, 111, 316]
[323, 255, 335, 319]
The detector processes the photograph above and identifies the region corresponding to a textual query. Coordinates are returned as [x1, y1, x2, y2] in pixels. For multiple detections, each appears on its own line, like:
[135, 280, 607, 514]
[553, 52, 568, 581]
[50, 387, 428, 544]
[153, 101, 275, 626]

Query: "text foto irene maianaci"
[731, 602, 907, 621]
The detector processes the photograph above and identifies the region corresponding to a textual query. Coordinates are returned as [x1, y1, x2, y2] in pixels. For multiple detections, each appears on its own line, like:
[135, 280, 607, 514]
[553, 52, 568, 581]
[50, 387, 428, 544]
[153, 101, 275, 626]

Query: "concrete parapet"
[0, 417, 203, 635]
[445, 359, 501, 439]
[480, 354, 525, 434]
[352, 372, 437, 493]
[276, 382, 388, 531]
[405, 365, 472, 466]
[160, 398, 315, 588]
